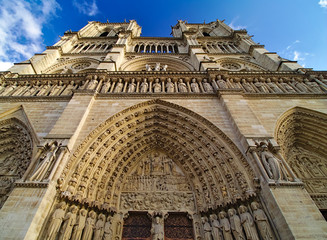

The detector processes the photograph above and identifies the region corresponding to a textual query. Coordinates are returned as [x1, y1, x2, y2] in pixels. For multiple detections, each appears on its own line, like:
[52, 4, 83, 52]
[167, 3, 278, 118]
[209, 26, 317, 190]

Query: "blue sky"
[0, 0, 326, 71]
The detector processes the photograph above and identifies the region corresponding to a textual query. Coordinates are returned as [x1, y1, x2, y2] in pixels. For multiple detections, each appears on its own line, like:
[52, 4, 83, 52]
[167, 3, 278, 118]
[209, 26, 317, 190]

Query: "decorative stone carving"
[87, 76, 98, 90]
[210, 214, 222, 240]
[101, 80, 111, 93]
[114, 79, 124, 93]
[221, 62, 241, 70]
[191, 78, 200, 93]
[166, 78, 174, 93]
[127, 79, 136, 93]
[219, 211, 233, 240]
[216, 75, 227, 89]
[241, 79, 255, 93]
[254, 78, 269, 93]
[202, 216, 212, 240]
[72, 62, 91, 70]
[103, 216, 113, 240]
[146, 64, 152, 71]
[266, 78, 282, 93]
[239, 205, 259, 240]
[71, 208, 87, 240]
[203, 79, 214, 93]
[228, 208, 245, 240]
[140, 79, 149, 93]
[59, 205, 78, 240]
[82, 210, 97, 240]
[46, 202, 67, 240]
[251, 201, 274, 240]
[178, 79, 188, 92]
[153, 79, 161, 93]
[151, 215, 164, 240]
[155, 63, 161, 71]
[94, 213, 106, 240]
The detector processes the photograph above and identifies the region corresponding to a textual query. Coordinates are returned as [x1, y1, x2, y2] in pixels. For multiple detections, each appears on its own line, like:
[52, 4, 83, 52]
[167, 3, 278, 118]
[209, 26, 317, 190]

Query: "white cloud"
[293, 51, 305, 61]
[319, 0, 327, 8]
[228, 17, 247, 30]
[73, 0, 99, 16]
[0, 0, 60, 71]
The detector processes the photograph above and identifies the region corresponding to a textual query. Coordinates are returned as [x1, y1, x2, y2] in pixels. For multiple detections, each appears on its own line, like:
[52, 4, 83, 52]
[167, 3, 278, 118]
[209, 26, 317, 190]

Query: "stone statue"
[59, 205, 78, 240]
[280, 82, 296, 93]
[239, 205, 259, 240]
[228, 208, 245, 240]
[251, 202, 274, 240]
[146, 64, 152, 71]
[166, 78, 174, 93]
[217, 75, 227, 89]
[71, 209, 87, 240]
[153, 79, 162, 93]
[46, 202, 66, 240]
[87, 76, 98, 90]
[61, 66, 70, 74]
[202, 216, 212, 240]
[219, 211, 233, 240]
[127, 79, 136, 93]
[61, 81, 77, 95]
[82, 211, 96, 240]
[191, 78, 200, 93]
[0, 82, 17, 96]
[30, 141, 61, 181]
[155, 63, 161, 71]
[49, 81, 64, 96]
[260, 144, 281, 181]
[203, 79, 214, 93]
[151, 216, 164, 240]
[114, 79, 124, 93]
[294, 80, 309, 93]
[242, 79, 255, 93]
[178, 79, 188, 93]
[304, 79, 323, 93]
[210, 214, 222, 240]
[254, 78, 269, 93]
[101, 80, 111, 93]
[266, 79, 282, 93]
[140, 79, 149, 93]
[162, 65, 168, 71]
[93, 213, 106, 240]
[103, 216, 112, 240]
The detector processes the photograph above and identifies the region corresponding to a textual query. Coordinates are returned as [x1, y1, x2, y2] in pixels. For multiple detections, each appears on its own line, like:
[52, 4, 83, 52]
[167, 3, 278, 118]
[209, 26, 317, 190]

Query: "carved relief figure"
[87, 76, 98, 90]
[82, 211, 96, 240]
[162, 65, 168, 71]
[178, 79, 188, 93]
[203, 79, 214, 93]
[217, 75, 227, 89]
[210, 214, 222, 240]
[239, 205, 259, 240]
[101, 80, 111, 93]
[191, 78, 200, 93]
[71, 209, 87, 240]
[153, 79, 162, 93]
[103, 216, 112, 240]
[146, 64, 152, 71]
[127, 79, 136, 93]
[30, 141, 61, 181]
[254, 79, 269, 93]
[251, 201, 273, 240]
[266, 79, 282, 93]
[166, 78, 174, 93]
[114, 79, 124, 93]
[228, 208, 245, 240]
[151, 216, 164, 240]
[93, 213, 106, 240]
[304, 79, 323, 93]
[280, 82, 296, 93]
[61, 81, 77, 95]
[242, 79, 256, 93]
[59, 205, 78, 240]
[219, 211, 233, 240]
[155, 63, 161, 71]
[46, 202, 66, 240]
[202, 216, 212, 240]
[260, 144, 281, 181]
[140, 79, 149, 93]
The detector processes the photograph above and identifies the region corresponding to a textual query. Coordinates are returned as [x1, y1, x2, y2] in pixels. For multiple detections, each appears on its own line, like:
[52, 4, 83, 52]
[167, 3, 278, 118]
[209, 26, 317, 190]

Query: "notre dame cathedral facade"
[0, 19, 326, 240]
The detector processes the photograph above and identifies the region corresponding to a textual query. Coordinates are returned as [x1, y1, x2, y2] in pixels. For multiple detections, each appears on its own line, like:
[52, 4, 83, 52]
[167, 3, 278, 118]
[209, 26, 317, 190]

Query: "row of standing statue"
[0, 74, 326, 97]
[46, 201, 113, 240]
[201, 201, 274, 240]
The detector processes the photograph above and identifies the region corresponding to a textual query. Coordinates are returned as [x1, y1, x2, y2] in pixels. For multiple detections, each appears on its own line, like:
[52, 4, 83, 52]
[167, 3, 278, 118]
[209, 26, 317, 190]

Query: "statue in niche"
[294, 80, 309, 93]
[82, 211, 96, 240]
[241, 79, 256, 93]
[127, 79, 136, 93]
[93, 213, 106, 240]
[266, 78, 282, 93]
[140, 79, 149, 93]
[259, 143, 282, 181]
[217, 75, 227, 89]
[155, 63, 161, 71]
[219, 211, 233, 240]
[103, 216, 113, 240]
[251, 201, 274, 240]
[61, 81, 77, 95]
[178, 79, 188, 93]
[228, 208, 245, 240]
[87, 76, 98, 90]
[162, 65, 168, 71]
[203, 79, 214, 93]
[191, 78, 200, 93]
[280, 82, 296, 93]
[59, 205, 78, 240]
[304, 79, 323, 93]
[151, 216, 164, 240]
[30, 141, 61, 181]
[0, 82, 17, 96]
[210, 214, 223, 240]
[239, 205, 259, 240]
[153, 79, 162, 93]
[166, 78, 175, 93]
[49, 81, 64, 96]
[202, 216, 212, 240]
[146, 64, 152, 71]
[71, 208, 87, 240]
[46, 201, 66, 240]
[114, 79, 124, 93]
[101, 80, 111, 93]
[254, 78, 269, 93]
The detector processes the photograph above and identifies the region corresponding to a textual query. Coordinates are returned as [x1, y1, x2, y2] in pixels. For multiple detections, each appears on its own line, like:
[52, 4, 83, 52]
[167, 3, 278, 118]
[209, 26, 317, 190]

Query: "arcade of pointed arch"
[59, 99, 256, 213]
[275, 107, 327, 209]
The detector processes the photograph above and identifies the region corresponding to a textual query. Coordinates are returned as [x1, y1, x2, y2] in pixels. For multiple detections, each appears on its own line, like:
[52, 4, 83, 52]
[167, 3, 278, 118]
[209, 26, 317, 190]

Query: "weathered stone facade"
[0, 20, 326, 240]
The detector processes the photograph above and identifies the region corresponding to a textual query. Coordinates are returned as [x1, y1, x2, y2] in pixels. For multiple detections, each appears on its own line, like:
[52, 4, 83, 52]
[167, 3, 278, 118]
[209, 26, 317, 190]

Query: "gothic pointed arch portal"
[56, 99, 257, 239]
[275, 107, 327, 218]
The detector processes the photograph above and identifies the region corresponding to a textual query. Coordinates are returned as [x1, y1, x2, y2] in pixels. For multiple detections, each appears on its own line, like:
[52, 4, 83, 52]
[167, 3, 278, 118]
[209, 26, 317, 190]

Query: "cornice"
[0, 96, 71, 102]
[243, 93, 327, 99]
[125, 52, 188, 57]
[95, 93, 217, 99]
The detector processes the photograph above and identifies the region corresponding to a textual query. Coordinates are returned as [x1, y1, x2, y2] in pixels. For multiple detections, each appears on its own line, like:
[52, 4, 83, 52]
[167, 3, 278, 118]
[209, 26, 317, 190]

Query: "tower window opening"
[134, 45, 139, 52]
[151, 45, 156, 53]
[163, 45, 167, 53]
[140, 45, 144, 53]
[168, 45, 173, 53]
[100, 32, 109, 37]
[146, 45, 150, 53]
[157, 45, 162, 53]
[203, 32, 210, 36]
[174, 45, 179, 53]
